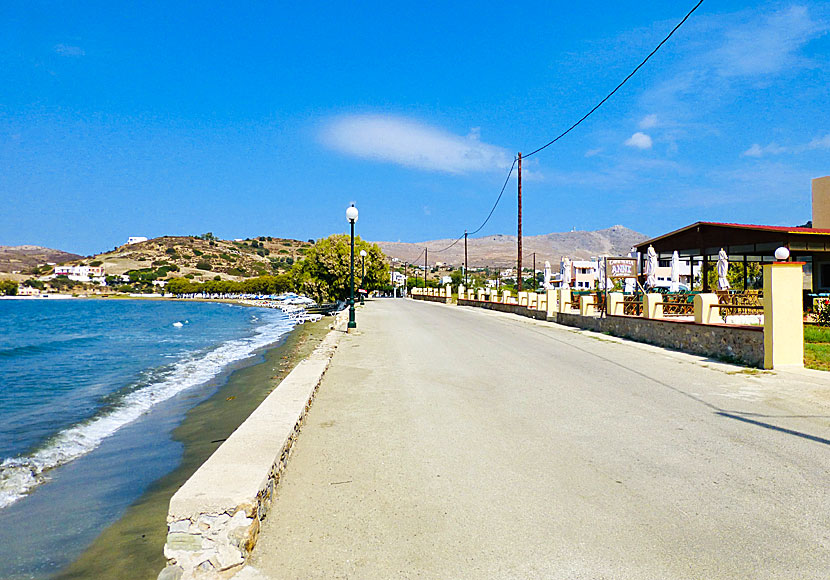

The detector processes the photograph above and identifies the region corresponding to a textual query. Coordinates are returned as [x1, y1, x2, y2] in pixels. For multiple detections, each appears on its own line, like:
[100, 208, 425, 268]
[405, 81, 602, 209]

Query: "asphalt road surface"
[244, 298, 830, 579]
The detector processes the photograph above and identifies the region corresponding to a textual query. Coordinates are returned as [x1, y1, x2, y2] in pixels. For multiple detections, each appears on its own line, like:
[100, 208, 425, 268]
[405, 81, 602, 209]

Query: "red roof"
[696, 221, 830, 234]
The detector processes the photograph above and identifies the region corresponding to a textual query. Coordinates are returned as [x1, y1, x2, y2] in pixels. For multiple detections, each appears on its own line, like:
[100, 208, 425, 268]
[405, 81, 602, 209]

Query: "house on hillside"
[54, 265, 105, 282]
[127, 236, 148, 245]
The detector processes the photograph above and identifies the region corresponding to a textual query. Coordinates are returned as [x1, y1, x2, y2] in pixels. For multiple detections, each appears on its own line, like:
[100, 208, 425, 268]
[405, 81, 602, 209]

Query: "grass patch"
[805, 342, 830, 371]
[804, 325, 830, 343]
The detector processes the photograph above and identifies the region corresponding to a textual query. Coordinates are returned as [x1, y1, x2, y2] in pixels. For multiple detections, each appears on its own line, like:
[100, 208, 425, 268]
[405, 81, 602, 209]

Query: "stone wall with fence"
[445, 277, 800, 369]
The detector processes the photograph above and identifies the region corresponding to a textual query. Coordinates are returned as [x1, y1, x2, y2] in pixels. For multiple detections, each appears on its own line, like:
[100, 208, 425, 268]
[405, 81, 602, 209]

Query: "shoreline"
[53, 315, 333, 580]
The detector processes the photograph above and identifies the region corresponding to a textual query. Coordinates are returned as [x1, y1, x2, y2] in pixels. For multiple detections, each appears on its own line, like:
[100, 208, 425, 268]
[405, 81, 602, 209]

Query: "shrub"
[90, 260, 103, 267]
[816, 299, 830, 327]
[193, 249, 203, 256]
[196, 261, 212, 271]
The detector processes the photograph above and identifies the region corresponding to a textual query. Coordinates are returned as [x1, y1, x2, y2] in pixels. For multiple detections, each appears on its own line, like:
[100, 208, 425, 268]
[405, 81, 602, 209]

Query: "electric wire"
[523, 0, 704, 159]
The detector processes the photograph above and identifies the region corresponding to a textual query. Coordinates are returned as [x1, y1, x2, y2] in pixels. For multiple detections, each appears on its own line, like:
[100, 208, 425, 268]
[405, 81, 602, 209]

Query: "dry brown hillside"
[377, 225, 646, 268]
[0, 245, 82, 274]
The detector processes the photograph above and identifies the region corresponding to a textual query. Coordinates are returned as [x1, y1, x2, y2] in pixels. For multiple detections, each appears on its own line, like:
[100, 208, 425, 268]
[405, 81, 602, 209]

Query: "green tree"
[0, 280, 18, 295]
[290, 235, 387, 302]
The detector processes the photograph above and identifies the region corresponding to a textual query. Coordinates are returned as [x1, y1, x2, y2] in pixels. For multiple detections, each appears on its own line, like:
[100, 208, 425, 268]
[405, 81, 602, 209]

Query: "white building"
[391, 271, 406, 286]
[127, 236, 148, 245]
[54, 265, 105, 282]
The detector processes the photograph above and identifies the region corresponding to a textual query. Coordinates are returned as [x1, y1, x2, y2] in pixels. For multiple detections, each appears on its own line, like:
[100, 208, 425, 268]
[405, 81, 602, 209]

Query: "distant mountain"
[0, 245, 83, 273]
[376, 225, 647, 268]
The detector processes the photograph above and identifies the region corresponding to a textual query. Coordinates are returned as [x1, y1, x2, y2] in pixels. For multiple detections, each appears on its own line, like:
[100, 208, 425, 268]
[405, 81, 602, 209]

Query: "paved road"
[245, 299, 830, 579]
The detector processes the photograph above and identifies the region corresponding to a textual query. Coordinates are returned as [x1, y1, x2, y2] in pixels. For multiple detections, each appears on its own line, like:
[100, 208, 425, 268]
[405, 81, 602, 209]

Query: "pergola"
[634, 221, 830, 292]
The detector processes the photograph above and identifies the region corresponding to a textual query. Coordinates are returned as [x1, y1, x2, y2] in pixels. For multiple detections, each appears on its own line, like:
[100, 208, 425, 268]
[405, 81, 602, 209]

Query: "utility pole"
[532, 252, 536, 289]
[404, 262, 408, 296]
[424, 247, 428, 288]
[517, 152, 523, 291]
[464, 230, 468, 287]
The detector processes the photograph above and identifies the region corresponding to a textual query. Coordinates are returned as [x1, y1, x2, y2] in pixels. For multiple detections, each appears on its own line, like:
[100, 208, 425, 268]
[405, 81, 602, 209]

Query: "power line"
[468, 158, 517, 236]
[523, 0, 704, 159]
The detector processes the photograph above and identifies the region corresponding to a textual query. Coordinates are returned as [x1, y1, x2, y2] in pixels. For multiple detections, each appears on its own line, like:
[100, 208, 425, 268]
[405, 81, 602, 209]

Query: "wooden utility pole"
[517, 152, 523, 291]
[532, 252, 536, 289]
[464, 230, 468, 287]
[424, 248, 428, 288]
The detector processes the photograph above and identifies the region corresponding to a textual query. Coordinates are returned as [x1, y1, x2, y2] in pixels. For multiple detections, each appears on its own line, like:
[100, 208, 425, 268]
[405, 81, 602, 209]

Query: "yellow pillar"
[644, 293, 664, 319]
[528, 293, 538, 309]
[518, 291, 528, 307]
[546, 289, 558, 317]
[579, 294, 596, 316]
[763, 263, 804, 369]
[694, 294, 722, 324]
[607, 292, 623, 316]
[557, 288, 571, 313]
[502, 290, 511, 303]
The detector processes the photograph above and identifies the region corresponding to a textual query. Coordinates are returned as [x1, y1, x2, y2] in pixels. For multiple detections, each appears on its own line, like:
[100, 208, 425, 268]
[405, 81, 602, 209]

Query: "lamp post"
[346, 204, 358, 330]
[359, 249, 367, 304]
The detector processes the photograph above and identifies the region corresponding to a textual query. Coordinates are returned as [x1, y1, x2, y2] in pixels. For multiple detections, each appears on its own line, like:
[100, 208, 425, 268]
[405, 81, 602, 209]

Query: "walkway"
[244, 298, 830, 579]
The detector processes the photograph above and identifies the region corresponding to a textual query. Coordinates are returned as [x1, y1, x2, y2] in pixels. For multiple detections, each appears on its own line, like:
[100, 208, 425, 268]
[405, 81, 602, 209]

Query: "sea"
[0, 299, 296, 579]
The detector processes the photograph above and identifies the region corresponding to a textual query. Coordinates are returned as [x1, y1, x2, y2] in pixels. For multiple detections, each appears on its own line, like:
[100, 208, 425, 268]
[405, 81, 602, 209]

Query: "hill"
[377, 225, 646, 268]
[0, 245, 82, 274]
[84, 235, 313, 281]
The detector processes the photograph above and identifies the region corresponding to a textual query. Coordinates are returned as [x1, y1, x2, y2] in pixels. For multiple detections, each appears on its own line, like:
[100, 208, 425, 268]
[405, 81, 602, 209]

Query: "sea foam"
[0, 313, 295, 509]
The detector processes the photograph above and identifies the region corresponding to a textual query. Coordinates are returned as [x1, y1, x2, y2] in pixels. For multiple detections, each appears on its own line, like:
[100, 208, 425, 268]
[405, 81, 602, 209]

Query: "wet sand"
[54, 316, 333, 580]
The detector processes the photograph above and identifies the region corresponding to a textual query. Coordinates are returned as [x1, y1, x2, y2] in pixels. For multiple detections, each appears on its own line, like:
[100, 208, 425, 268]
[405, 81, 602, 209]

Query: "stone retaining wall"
[457, 298, 547, 320]
[411, 293, 452, 304]
[455, 298, 763, 367]
[158, 312, 347, 580]
[556, 312, 764, 367]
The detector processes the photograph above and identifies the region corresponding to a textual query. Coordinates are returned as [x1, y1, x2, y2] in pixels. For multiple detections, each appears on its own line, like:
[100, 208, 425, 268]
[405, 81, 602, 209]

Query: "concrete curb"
[158, 310, 349, 580]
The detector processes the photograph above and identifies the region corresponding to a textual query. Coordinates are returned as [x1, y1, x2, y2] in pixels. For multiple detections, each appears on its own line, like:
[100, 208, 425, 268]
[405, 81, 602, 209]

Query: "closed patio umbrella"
[717, 248, 730, 290]
[561, 257, 571, 289]
[670, 251, 680, 292]
[646, 246, 658, 289]
[543, 261, 552, 289]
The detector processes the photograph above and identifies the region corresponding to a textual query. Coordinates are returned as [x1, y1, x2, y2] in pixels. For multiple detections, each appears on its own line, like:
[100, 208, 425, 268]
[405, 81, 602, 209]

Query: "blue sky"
[1, 1, 829, 255]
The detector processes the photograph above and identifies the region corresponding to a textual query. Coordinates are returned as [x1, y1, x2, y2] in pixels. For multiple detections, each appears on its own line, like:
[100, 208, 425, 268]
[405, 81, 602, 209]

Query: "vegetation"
[0, 280, 18, 295]
[164, 234, 389, 302]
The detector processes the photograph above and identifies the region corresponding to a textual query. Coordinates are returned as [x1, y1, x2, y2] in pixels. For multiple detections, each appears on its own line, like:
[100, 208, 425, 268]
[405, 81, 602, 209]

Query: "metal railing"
[716, 290, 764, 316]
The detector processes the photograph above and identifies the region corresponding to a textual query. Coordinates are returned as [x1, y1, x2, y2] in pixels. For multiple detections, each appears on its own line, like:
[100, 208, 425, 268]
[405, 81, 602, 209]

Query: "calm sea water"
[0, 299, 295, 578]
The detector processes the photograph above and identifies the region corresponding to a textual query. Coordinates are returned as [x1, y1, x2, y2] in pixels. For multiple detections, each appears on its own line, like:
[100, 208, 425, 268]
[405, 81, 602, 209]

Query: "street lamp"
[346, 204, 359, 330]
[359, 249, 367, 304]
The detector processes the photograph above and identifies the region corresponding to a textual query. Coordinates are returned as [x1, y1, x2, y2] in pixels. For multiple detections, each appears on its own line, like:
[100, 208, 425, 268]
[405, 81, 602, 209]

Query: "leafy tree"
[290, 235, 387, 302]
[0, 280, 18, 295]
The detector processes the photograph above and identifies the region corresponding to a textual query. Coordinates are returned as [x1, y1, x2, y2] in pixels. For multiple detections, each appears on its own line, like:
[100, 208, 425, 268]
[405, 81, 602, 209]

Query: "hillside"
[377, 225, 646, 268]
[0, 245, 82, 274]
[80, 235, 313, 281]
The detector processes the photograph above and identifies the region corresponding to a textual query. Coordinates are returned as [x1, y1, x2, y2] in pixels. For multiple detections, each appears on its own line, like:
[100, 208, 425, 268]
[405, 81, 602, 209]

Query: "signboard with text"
[607, 257, 638, 279]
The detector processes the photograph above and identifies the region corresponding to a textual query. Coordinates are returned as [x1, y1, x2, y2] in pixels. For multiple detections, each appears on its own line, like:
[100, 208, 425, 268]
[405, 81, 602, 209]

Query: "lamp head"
[346, 204, 358, 223]
[774, 247, 790, 261]
[360, 249, 367, 257]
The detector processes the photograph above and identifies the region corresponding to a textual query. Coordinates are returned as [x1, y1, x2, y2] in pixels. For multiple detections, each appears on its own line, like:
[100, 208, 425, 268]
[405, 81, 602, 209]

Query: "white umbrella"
[717, 248, 730, 290]
[645, 246, 658, 289]
[561, 257, 571, 289]
[624, 247, 637, 293]
[543, 261, 552, 289]
[670, 251, 680, 292]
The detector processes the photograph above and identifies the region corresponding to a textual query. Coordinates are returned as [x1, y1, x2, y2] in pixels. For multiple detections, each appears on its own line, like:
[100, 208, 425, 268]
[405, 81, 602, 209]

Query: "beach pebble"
[157, 565, 184, 580]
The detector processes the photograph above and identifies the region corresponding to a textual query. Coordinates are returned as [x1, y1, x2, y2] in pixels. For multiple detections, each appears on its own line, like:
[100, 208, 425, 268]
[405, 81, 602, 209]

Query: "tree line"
[167, 235, 389, 302]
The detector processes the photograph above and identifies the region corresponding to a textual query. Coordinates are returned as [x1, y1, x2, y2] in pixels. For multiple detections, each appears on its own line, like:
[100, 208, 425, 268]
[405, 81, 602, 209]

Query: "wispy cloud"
[624, 132, 652, 150]
[642, 5, 829, 119]
[638, 114, 659, 129]
[54, 44, 85, 57]
[742, 134, 830, 157]
[321, 115, 512, 174]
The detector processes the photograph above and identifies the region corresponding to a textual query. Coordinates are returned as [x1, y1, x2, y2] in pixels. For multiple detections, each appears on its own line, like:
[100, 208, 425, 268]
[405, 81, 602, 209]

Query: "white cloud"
[742, 134, 830, 157]
[321, 115, 512, 174]
[742, 142, 787, 157]
[638, 114, 659, 129]
[712, 6, 825, 78]
[584, 147, 603, 158]
[624, 132, 652, 150]
[54, 44, 85, 57]
[807, 134, 830, 150]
